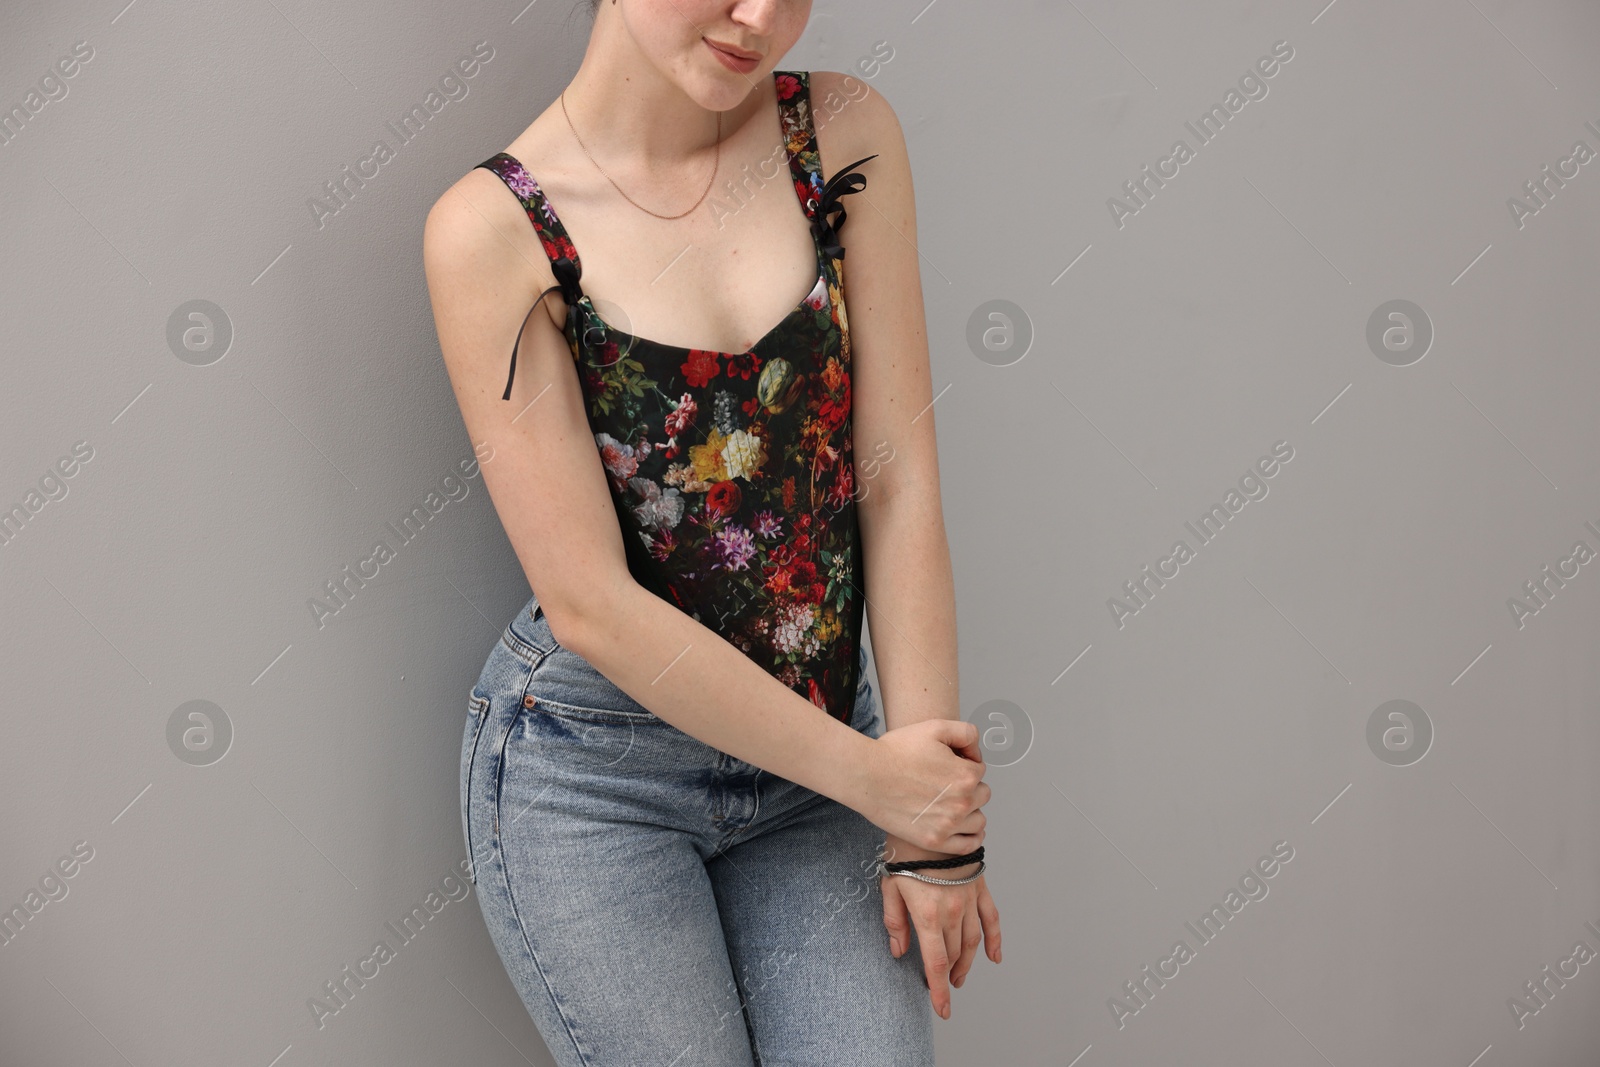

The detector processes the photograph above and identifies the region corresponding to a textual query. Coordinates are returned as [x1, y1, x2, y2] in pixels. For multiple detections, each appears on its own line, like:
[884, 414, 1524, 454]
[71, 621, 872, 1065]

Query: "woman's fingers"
[936, 831, 984, 855]
[928, 807, 987, 854]
[881, 878, 912, 958]
[928, 717, 983, 763]
[949, 903, 983, 988]
[977, 879, 1002, 963]
[909, 903, 954, 1019]
[943, 898, 973, 990]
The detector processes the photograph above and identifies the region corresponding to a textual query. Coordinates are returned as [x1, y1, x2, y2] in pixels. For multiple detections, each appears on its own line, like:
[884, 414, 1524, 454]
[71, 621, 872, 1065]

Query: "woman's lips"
[705, 38, 759, 74]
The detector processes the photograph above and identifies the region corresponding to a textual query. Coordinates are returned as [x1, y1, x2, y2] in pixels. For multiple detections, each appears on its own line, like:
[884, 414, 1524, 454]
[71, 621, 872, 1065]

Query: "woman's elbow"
[538, 571, 632, 655]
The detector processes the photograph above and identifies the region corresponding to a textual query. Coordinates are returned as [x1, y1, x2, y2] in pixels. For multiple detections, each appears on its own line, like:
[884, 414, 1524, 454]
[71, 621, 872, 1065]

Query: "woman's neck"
[560, 7, 765, 167]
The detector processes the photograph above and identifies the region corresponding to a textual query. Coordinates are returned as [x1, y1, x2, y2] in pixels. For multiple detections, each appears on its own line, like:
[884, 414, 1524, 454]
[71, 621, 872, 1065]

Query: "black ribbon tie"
[504, 254, 584, 401]
[813, 154, 879, 263]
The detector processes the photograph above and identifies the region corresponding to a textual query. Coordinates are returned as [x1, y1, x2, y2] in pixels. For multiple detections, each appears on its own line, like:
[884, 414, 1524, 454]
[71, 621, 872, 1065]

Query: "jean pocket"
[460, 690, 491, 884]
[527, 691, 664, 727]
[523, 644, 665, 727]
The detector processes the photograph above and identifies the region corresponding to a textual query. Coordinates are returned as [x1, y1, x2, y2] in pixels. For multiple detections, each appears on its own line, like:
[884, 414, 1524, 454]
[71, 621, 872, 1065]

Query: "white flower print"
[722, 429, 768, 481]
[629, 477, 684, 530]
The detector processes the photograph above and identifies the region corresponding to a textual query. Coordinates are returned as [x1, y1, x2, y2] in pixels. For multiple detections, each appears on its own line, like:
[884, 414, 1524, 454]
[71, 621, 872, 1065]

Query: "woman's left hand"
[878, 832, 1002, 1020]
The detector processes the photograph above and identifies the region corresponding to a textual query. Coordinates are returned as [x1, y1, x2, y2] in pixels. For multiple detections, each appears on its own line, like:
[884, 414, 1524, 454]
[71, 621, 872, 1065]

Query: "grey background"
[3, 0, 1599, 1064]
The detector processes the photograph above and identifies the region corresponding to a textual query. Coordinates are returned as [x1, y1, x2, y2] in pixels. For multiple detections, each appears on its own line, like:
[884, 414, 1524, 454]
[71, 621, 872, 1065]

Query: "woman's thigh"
[463, 596, 760, 1067]
[707, 666, 936, 1066]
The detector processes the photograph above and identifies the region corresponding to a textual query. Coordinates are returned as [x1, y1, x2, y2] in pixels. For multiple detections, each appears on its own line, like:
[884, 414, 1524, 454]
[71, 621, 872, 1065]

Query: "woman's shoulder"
[423, 143, 569, 303]
[424, 160, 542, 268]
[802, 69, 906, 178]
[424, 114, 571, 265]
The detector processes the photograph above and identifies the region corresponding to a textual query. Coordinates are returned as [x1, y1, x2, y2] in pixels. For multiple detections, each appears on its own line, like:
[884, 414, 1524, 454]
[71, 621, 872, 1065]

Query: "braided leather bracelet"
[884, 846, 984, 873]
[875, 846, 986, 885]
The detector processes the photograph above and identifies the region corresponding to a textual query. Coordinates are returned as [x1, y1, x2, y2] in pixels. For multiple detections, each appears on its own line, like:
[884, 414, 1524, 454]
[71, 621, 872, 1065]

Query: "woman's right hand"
[855, 718, 990, 854]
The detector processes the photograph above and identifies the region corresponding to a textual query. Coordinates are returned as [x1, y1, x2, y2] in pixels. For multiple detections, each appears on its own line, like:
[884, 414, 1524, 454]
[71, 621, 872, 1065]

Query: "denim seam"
[501, 610, 557, 663]
[491, 661, 592, 1067]
[462, 693, 490, 884]
[748, 770, 763, 835]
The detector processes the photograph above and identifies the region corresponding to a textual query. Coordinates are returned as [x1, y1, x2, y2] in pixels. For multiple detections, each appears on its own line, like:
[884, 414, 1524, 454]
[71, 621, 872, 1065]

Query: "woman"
[424, 1, 1000, 1062]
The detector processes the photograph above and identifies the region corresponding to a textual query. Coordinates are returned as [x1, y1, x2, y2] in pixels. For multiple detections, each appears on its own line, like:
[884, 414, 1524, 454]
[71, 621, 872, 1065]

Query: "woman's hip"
[460, 590, 881, 861]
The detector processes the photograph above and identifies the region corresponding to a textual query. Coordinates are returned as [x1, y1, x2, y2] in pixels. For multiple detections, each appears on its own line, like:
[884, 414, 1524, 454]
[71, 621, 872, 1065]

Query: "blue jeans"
[460, 592, 936, 1066]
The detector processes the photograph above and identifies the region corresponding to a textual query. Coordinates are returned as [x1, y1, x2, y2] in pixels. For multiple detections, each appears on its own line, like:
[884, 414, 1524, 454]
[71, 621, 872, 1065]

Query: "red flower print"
[794, 178, 812, 211]
[776, 73, 801, 100]
[771, 561, 821, 605]
[682, 349, 721, 388]
[707, 480, 742, 517]
[540, 235, 579, 263]
[664, 393, 697, 437]
[764, 562, 794, 596]
[781, 476, 796, 510]
[818, 374, 851, 430]
[807, 677, 827, 711]
[742, 396, 762, 418]
[826, 456, 854, 511]
[727, 352, 762, 380]
[647, 527, 678, 562]
[762, 546, 803, 593]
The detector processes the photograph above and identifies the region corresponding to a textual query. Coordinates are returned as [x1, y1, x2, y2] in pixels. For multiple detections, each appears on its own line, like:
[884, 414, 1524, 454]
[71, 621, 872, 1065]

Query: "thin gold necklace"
[560, 91, 722, 221]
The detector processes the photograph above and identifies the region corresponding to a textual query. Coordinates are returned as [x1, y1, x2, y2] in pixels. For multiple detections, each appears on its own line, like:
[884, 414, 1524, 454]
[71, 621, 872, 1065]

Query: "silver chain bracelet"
[875, 859, 986, 886]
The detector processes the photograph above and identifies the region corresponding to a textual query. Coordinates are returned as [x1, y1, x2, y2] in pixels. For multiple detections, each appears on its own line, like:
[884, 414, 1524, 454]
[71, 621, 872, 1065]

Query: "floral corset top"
[474, 71, 878, 724]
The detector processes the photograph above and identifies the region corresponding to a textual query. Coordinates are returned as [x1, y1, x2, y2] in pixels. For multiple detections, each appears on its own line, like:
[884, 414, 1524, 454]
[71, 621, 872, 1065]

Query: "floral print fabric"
[475, 70, 865, 724]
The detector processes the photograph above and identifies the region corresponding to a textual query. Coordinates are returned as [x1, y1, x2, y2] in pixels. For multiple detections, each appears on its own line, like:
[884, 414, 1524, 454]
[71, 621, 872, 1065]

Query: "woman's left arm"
[812, 71, 1002, 1020]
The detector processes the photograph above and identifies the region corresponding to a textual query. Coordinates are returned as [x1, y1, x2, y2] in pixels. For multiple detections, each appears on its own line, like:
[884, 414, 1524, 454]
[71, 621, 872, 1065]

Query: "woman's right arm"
[422, 168, 989, 854]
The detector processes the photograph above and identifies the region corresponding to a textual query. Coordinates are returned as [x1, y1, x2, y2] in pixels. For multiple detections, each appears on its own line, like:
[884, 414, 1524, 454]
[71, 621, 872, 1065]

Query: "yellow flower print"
[690, 427, 729, 484]
[827, 275, 850, 336]
[819, 357, 845, 394]
[814, 609, 841, 645]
